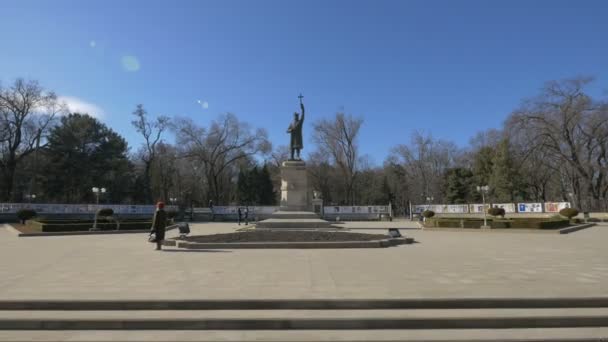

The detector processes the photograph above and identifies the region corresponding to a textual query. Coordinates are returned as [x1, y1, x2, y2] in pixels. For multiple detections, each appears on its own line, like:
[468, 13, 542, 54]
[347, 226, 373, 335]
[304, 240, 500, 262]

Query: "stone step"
[3, 298, 608, 310]
[255, 218, 335, 229]
[265, 211, 321, 219]
[2, 308, 608, 330]
[1, 328, 608, 342]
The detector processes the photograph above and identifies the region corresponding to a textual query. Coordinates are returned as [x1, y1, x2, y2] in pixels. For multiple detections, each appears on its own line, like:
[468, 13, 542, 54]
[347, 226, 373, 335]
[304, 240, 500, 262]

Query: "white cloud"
[59, 96, 105, 119]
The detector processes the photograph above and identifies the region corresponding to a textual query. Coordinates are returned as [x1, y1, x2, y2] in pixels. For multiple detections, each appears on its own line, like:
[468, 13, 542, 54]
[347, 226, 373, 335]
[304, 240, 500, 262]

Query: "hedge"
[490, 220, 511, 229]
[34, 218, 149, 224]
[426, 217, 570, 230]
[31, 221, 152, 232]
[509, 219, 569, 229]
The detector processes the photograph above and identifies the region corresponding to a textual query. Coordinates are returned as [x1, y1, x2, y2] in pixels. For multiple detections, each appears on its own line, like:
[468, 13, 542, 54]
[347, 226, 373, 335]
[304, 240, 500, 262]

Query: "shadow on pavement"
[161, 249, 232, 253]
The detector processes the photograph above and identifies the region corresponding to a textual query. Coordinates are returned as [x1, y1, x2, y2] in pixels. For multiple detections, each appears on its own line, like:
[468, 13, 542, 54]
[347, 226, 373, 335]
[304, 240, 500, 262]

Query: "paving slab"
[1, 223, 607, 300]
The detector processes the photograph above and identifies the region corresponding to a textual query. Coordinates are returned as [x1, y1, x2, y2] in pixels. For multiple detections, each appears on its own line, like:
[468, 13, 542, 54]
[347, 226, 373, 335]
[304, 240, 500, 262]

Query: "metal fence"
[0, 203, 177, 215]
[413, 202, 571, 214]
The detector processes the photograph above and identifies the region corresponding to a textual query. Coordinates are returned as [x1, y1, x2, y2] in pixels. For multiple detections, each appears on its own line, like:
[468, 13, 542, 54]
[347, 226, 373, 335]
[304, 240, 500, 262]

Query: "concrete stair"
[0, 298, 607, 341]
[255, 211, 337, 229]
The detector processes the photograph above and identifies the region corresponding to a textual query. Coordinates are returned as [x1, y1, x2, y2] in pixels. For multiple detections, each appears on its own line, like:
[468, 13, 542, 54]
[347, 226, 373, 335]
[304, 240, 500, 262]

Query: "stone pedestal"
[256, 160, 337, 230]
[280, 160, 309, 211]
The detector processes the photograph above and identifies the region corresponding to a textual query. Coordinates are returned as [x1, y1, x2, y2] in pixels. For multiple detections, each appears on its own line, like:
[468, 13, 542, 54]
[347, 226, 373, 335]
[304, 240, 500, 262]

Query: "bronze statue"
[287, 94, 305, 160]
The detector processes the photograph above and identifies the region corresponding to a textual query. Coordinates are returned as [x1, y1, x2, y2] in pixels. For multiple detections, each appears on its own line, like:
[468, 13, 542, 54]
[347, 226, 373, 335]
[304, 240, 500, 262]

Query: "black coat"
[151, 209, 167, 240]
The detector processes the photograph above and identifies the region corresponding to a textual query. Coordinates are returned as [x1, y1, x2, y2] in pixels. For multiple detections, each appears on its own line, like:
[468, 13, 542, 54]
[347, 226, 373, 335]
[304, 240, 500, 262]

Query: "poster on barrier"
[469, 204, 490, 213]
[446, 204, 469, 213]
[518, 203, 543, 213]
[491, 203, 516, 213]
[544, 202, 570, 213]
[323, 206, 389, 214]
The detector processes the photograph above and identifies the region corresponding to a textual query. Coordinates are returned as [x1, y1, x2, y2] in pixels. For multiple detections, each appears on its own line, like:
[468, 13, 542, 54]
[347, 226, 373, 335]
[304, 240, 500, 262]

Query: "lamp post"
[425, 196, 434, 211]
[25, 194, 36, 203]
[477, 185, 490, 228]
[92, 187, 106, 205]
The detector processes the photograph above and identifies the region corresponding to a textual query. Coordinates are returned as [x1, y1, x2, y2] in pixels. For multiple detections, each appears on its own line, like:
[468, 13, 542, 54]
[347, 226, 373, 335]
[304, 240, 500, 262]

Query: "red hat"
[156, 202, 165, 209]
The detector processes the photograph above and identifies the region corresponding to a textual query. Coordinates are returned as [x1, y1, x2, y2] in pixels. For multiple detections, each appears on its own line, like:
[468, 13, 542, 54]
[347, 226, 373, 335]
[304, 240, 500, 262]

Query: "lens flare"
[121, 55, 140, 72]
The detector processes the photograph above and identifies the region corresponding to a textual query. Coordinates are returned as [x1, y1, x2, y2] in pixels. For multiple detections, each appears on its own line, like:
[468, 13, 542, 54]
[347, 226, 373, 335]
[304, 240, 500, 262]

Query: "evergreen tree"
[443, 167, 475, 204]
[472, 146, 494, 186]
[236, 168, 250, 204]
[258, 165, 276, 205]
[44, 113, 133, 203]
[488, 139, 520, 202]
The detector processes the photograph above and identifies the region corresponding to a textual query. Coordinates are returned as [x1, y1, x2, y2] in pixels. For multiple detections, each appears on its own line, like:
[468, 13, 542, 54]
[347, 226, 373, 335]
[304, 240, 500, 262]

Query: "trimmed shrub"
[16, 209, 37, 224]
[559, 208, 579, 219]
[422, 210, 435, 218]
[97, 208, 114, 217]
[488, 207, 506, 218]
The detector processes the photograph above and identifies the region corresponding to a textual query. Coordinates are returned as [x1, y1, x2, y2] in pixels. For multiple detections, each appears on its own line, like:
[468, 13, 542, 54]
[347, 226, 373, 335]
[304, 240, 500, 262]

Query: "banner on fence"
[323, 206, 389, 214]
[0, 203, 175, 214]
[518, 203, 543, 213]
[469, 204, 490, 213]
[544, 202, 570, 213]
[211, 206, 279, 215]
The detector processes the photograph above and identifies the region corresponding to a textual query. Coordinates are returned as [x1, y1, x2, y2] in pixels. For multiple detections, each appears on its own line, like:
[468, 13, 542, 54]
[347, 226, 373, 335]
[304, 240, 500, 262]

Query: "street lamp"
[92, 187, 106, 204]
[169, 197, 178, 206]
[425, 196, 434, 211]
[477, 185, 490, 228]
[25, 194, 37, 203]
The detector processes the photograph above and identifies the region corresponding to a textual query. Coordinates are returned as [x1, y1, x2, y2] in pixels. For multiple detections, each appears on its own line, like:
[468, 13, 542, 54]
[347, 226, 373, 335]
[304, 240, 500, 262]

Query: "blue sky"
[1, 0, 607, 164]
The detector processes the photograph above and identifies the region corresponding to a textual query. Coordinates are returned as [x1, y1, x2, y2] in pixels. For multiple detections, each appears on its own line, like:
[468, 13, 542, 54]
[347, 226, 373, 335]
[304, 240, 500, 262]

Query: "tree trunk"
[2, 160, 17, 202]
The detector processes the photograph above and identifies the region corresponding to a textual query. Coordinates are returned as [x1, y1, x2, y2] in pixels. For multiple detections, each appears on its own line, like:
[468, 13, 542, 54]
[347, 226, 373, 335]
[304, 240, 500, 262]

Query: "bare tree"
[388, 132, 460, 204]
[0, 79, 64, 201]
[175, 113, 271, 204]
[507, 77, 608, 210]
[131, 104, 170, 202]
[312, 112, 363, 205]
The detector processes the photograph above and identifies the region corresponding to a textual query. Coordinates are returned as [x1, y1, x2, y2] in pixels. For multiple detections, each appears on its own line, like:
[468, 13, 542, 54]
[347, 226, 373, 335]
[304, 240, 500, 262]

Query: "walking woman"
[151, 202, 167, 250]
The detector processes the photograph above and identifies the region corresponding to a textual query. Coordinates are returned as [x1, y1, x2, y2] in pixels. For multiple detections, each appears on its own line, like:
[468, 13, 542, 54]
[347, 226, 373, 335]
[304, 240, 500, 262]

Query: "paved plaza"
[1, 222, 607, 300]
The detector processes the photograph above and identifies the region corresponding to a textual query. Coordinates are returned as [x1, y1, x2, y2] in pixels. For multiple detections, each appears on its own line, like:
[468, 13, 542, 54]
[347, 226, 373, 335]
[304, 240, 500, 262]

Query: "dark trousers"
[155, 231, 165, 250]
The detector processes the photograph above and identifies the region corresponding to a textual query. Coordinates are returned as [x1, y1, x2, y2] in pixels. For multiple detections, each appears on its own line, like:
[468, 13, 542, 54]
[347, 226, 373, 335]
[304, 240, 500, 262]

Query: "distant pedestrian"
[209, 200, 214, 221]
[244, 206, 249, 225]
[150, 202, 167, 251]
[237, 207, 242, 225]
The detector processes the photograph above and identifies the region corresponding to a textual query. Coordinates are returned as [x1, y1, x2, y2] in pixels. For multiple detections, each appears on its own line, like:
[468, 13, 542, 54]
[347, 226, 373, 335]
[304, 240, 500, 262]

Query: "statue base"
[279, 160, 309, 211]
[255, 160, 337, 230]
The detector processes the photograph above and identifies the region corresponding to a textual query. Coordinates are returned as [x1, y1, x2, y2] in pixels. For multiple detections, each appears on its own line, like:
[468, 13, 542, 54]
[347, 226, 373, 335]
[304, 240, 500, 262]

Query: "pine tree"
[488, 139, 520, 202]
[258, 165, 276, 205]
[443, 167, 475, 204]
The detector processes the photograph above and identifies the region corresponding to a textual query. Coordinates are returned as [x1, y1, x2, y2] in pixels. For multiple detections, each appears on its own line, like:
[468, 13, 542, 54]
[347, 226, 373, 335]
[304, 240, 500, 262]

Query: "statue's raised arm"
[299, 100, 305, 124]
